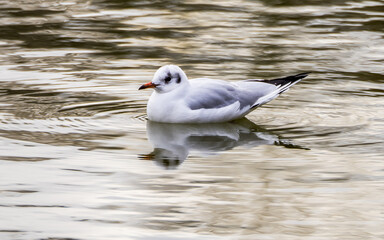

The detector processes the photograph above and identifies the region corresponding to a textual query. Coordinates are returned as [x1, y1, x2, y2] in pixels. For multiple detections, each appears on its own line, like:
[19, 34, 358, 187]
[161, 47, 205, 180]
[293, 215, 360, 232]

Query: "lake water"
[0, 0, 383, 239]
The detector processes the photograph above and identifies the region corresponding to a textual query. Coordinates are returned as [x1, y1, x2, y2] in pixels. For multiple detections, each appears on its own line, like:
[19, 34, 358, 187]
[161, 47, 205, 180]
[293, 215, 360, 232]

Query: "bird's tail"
[252, 72, 309, 108]
[262, 72, 310, 94]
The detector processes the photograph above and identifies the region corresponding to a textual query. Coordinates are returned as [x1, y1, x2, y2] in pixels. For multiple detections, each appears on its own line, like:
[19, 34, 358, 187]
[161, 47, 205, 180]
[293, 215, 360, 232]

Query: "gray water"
[1, 0, 384, 239]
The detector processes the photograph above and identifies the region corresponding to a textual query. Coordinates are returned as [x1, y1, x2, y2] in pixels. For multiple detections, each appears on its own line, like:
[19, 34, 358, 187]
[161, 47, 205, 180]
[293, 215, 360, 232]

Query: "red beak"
[139, 82, 157, 90]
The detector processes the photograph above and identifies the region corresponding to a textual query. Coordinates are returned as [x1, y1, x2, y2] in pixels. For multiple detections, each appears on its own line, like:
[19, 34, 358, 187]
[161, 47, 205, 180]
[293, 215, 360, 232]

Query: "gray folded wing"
[185, 79, 276, 110]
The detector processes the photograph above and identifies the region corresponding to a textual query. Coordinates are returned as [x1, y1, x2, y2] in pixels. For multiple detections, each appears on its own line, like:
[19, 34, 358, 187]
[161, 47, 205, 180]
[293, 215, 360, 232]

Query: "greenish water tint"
[0, 0, 383, 239]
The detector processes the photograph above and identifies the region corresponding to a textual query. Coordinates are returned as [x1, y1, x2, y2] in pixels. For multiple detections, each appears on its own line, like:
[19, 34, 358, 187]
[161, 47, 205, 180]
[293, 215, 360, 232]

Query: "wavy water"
[0, 0, 384, 239]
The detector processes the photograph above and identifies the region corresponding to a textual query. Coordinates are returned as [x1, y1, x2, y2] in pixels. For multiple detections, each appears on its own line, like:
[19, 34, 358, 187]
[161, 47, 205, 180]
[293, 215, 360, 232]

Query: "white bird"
[139, 65, 308, 123]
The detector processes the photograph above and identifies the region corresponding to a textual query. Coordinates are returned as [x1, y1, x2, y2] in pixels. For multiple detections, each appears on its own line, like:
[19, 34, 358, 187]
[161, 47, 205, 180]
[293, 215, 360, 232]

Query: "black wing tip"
[285, 72, 311, 80]
[294, 72, 311, 78]
[263, 72, 310, 86]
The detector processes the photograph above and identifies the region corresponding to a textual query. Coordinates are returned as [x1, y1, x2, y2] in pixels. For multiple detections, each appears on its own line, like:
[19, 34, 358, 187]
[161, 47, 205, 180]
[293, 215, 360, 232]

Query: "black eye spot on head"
[164, 72, 172, 84]
[164, 76, 171, 83]
[175, 73, 181, 84]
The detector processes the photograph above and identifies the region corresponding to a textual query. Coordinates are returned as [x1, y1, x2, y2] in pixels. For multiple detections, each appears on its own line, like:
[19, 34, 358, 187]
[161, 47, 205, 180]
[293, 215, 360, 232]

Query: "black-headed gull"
[139, 65, 308, 123]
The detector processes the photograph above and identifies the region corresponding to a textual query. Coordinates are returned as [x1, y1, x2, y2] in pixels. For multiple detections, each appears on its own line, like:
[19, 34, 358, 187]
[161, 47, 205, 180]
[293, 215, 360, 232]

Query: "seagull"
[139, 65, 309, 123]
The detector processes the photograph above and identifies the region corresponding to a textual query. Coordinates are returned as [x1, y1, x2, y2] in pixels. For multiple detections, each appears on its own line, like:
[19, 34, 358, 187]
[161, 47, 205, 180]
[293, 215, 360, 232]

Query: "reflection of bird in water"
[139, 118, 308, 169]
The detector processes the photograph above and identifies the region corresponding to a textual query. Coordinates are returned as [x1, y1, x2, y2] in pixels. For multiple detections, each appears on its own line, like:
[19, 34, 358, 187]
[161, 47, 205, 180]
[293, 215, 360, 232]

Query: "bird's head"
[139, 65, 188, 93]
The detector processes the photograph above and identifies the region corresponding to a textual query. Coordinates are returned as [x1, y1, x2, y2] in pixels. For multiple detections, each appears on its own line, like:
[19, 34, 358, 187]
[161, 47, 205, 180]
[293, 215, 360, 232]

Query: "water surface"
[0, 0, 384, 239]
